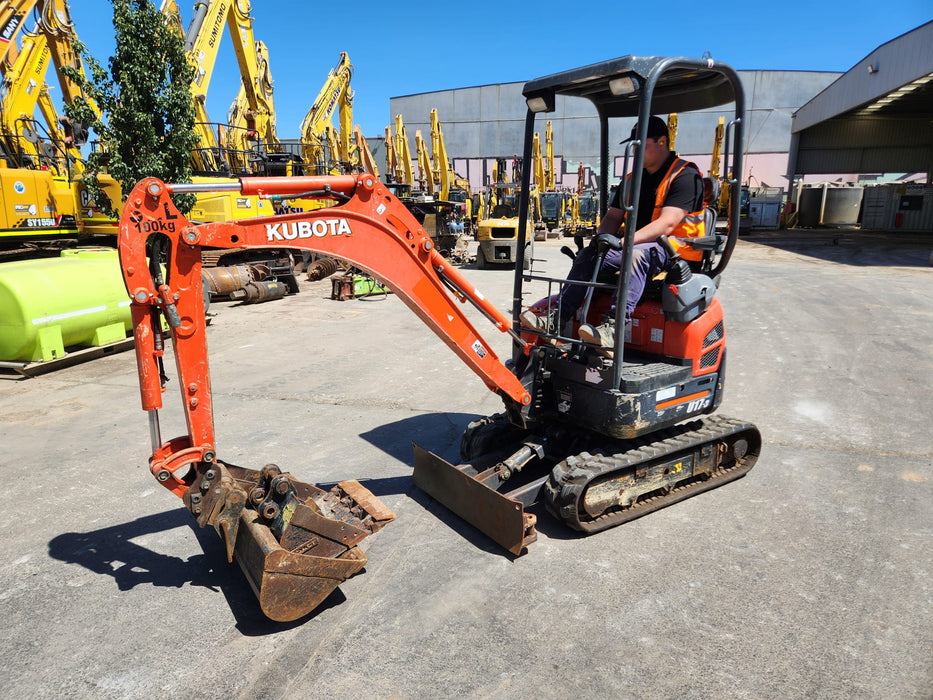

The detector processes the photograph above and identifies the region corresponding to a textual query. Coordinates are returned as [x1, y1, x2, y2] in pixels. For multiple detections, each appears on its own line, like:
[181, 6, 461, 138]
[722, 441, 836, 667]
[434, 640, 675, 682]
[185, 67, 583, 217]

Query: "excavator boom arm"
[120, 176, 530, 437]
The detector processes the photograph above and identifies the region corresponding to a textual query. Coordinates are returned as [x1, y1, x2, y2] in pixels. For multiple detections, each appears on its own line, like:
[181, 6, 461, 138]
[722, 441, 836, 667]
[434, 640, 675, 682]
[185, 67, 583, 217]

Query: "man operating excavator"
[522, 115, 706, 352]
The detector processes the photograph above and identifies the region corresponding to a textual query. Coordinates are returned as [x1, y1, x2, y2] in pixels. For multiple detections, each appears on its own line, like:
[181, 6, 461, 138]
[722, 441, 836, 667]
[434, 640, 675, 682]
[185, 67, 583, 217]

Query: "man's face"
[643, 136, 668, 172]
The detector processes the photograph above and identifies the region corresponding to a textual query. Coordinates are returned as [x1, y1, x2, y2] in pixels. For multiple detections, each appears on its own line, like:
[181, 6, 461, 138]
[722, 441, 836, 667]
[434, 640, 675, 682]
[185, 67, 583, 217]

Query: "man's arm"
[596, 203, 687, 243]
[632, 205, 688, 245]
[596, 205, 625, 236]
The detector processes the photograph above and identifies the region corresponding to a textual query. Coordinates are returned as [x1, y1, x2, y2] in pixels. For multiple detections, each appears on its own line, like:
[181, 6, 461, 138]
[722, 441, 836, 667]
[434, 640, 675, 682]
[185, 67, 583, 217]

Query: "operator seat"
[678, 176, 726, 274]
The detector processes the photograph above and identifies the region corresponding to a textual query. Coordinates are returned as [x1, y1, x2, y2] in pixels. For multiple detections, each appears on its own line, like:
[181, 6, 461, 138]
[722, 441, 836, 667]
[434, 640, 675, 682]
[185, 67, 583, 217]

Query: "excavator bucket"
[189, 462, 394, 622]
[412, 444, 541, 556]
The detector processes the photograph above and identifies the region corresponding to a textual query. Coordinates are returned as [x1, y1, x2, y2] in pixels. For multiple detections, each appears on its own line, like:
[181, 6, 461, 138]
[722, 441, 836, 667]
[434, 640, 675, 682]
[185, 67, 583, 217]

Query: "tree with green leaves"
[63, 0, 198, 217]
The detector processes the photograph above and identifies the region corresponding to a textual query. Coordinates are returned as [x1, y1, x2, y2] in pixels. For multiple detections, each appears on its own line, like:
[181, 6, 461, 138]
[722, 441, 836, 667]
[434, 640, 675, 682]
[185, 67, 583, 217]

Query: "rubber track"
[544, 415, 760, 533]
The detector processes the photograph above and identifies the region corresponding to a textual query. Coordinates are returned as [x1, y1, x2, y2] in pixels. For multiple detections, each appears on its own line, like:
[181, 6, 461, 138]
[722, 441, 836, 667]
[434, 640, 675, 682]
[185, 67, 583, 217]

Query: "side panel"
[0, 169, 79, 240]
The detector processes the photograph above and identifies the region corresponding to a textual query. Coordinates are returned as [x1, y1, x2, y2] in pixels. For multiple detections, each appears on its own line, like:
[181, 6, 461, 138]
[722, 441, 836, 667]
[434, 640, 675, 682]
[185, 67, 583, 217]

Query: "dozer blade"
[412, 444, 538, 556]
[189, 463, 394, 622]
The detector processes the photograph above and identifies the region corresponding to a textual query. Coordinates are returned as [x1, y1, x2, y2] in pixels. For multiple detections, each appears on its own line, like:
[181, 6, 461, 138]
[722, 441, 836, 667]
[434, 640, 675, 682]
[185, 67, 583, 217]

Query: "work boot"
[578, 318, 628, 358]
[520, 308, 558, 334]
[578, 319, 616, 347]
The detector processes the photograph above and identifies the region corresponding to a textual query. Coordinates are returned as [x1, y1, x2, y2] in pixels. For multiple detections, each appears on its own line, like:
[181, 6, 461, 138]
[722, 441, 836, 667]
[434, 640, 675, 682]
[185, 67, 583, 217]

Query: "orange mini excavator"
[118, 55, 760, 620]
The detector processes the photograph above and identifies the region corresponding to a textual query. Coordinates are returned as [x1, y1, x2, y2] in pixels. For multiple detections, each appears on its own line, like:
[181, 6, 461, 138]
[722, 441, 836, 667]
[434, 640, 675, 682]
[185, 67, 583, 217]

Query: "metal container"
[797, 184, 864, 227]
[0, 248, 132, 362]
[822, 186, 863, 225]
[797, 187, 823, 228]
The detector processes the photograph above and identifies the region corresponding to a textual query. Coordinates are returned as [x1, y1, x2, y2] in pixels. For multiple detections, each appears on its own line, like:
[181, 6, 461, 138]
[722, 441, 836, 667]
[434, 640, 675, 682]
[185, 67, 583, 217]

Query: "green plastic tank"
[0, 248, 133, 362]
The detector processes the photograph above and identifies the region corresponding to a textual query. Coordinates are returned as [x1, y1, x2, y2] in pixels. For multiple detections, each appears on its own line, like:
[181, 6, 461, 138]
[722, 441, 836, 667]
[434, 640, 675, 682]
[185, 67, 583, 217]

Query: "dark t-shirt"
[609, 152, 704, 231]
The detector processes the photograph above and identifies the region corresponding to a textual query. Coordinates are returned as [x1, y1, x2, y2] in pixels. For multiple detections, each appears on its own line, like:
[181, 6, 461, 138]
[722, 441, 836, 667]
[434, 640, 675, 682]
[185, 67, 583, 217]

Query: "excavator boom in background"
[0, 0, 122, 249]
[299, 52, 353, 175]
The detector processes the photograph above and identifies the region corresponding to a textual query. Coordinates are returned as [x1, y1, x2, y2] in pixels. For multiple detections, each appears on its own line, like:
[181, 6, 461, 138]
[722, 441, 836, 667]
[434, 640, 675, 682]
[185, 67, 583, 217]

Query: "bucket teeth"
[186, 462, 394, 621]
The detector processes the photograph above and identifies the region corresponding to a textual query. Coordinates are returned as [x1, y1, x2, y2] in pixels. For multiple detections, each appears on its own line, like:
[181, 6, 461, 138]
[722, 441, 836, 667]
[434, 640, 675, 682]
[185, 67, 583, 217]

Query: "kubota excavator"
[117, 55, 760, 620]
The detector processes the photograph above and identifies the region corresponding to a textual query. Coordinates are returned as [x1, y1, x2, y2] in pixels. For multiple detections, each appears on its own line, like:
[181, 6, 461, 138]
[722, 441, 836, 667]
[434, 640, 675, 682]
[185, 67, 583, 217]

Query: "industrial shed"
[787, 21, 933, 231]
[391, 69, 840, 195]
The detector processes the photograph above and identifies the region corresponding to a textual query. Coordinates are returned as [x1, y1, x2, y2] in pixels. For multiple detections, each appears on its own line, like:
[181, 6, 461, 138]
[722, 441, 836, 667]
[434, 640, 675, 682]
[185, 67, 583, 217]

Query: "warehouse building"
[392, 70, 839, 195]
[390, 22, 932, 232]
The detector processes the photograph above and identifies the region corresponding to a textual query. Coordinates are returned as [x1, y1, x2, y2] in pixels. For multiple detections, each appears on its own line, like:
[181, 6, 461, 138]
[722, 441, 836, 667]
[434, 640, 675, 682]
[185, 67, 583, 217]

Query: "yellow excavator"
[536, 121, 570, 236]
[414, 128, 434, 194]
[225, 39, 281, 173]
[352, 124, 378, 177]
[0, 0, 120, 248]
[475, 158, 534, 269]
[168, 0, 278, 223]
[391, 113, 414, 187]
[299, 52, 353, 176]
[382, 113, 467, 255]
[430, 108, 472, 235]
[1, 24, 73, 172]
[0, 0, 39, 67]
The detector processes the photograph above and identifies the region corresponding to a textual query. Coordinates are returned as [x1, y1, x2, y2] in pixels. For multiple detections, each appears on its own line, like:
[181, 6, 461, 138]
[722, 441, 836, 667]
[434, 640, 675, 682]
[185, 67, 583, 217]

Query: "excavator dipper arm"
[118, 174, 530, 619]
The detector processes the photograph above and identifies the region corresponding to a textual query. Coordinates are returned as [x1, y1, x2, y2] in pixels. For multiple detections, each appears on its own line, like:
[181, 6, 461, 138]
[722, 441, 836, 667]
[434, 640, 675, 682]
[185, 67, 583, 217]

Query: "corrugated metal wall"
[795, 116, 933, 174]
[390, 70, 839, 190]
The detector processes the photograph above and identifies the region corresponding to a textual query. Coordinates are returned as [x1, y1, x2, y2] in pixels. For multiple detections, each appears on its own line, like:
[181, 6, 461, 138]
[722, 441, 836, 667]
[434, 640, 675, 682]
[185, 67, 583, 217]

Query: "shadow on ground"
[739, 229, 931, 267]
[360, 411, 587, 556]
[47, 508, 358, 635]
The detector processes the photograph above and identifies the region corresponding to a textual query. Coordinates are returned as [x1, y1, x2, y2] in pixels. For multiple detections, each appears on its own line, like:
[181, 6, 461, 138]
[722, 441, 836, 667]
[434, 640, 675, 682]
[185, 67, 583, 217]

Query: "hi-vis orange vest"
[652, 157, 706, 262]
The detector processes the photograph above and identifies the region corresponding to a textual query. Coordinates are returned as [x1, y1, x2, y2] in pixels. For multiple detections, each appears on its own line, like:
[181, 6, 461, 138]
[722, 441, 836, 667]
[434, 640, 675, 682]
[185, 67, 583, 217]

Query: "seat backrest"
[702, 176, 720, 208]
[704, 206, 718, 238]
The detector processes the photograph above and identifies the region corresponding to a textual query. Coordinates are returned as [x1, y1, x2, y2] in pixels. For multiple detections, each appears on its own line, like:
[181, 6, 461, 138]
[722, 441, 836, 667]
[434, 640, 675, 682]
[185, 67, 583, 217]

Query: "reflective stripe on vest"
[653, 157, 706, 262]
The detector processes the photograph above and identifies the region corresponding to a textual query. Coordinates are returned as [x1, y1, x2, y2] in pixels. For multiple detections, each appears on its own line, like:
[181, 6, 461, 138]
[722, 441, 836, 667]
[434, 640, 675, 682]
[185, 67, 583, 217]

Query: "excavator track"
[544, 415, 761, 533]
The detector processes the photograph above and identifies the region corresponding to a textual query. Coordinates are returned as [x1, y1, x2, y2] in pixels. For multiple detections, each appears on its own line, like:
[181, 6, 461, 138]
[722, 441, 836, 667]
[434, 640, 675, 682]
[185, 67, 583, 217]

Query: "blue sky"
[64, 1, 932, 140]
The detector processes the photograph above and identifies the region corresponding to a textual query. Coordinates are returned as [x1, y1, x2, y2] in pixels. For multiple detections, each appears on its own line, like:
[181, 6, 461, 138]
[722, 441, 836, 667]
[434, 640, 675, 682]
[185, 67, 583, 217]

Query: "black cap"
[620, 115, 669, 144]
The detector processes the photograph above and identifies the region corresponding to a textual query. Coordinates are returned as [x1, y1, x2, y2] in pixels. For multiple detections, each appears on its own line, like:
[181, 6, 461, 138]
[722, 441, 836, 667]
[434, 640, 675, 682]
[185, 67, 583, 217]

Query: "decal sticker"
[266, 219, 351, 241]
[236, 197, 252, 208]
[686, 397, 711, 413]
[656, 387, 676, 402]
[13, 180, 25, 194]
[584, 366, 603, 384]
[26, 217, 56, 227]
[376, 203, 386, 215]
[273, 203, 305, 215]
[127, 209, 176, 234]
[0, 13, 23, 43]
[651, 328, 663, 343]
[557, 388, 572, 414]
[471, 340, 487, 359]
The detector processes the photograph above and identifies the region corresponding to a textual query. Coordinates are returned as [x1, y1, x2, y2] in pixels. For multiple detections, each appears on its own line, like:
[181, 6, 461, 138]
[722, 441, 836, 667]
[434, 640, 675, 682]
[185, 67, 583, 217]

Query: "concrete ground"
[1, 230, 930, 699]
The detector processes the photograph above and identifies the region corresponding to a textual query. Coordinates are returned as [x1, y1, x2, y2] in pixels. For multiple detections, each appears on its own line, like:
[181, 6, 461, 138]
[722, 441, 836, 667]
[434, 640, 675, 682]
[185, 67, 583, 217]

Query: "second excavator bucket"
[186, 462, 394, 622]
